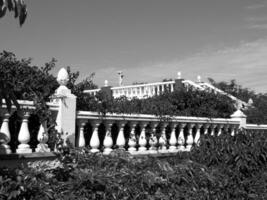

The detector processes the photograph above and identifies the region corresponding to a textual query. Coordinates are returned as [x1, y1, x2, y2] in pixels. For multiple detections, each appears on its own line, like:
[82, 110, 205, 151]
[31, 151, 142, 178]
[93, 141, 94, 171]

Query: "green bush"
[1, 130, 267, 199]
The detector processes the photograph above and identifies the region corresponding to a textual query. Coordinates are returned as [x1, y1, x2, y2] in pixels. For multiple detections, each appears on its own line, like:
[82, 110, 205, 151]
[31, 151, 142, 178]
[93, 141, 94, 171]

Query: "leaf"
[19, 1, 26, 26]
[0, 0, 7, 18]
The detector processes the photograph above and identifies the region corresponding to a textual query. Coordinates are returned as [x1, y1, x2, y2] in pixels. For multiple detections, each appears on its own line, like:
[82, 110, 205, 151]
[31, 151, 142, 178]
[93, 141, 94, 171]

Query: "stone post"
[231, 109, 247, 129]
[100, 80, 113, 100]
[54, 68, 77, 146]
[174, 72, 184, 91]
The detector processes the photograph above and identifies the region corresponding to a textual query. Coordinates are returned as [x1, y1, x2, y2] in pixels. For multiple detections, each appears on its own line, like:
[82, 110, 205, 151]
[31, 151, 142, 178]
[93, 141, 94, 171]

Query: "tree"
[0, 0, 27, 26]
[208, 78, 267, 124]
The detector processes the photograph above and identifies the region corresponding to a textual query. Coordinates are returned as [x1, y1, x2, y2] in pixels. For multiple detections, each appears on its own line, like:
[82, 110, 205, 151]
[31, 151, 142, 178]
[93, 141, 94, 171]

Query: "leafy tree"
[208, 78, 267, 124]
[0, 0, 27, 26]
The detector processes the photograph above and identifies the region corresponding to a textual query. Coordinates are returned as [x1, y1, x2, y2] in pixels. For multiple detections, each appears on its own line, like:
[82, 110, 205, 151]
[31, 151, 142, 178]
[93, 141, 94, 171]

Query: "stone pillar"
[174, 72, 184, 91]
[103, 121, 113, 154]
[55, 68, 77, 146]
[231, 109, 247, 129]
[0, 112, 11, 154]
[16, 112, 32, 153]
[101, 80, 113, 101]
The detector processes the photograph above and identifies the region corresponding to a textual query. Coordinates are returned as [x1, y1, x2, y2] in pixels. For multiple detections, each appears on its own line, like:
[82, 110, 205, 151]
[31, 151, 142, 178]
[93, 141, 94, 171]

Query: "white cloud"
[246, 3, 266, 10]
[92, 38, 267, 93]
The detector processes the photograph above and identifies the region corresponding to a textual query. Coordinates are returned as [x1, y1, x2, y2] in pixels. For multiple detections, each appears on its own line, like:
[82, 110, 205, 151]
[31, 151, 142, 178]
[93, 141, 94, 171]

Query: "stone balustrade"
[76, 111, 240, 155]
[245, 124, 267, 134]
[84, 81, 175, 99]
[111, 81, 175, 99]
[0, 100, 59, 154]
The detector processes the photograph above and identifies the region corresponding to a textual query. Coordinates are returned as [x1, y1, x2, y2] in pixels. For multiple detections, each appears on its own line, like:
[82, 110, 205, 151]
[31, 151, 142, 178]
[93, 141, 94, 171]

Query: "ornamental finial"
[104, 80, 108, 87]
[57, 68, 69, 86]
[197, 75, 201, 83]
[177, 71, 181, 79]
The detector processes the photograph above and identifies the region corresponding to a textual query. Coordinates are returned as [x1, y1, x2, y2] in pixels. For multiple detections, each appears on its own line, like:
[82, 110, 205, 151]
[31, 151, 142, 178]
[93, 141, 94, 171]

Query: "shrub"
[1, 130, 267, 199]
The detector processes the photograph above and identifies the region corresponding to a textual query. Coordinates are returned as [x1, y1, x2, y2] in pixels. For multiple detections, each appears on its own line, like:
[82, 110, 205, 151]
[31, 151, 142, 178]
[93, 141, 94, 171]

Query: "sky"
[1, 0, 267, 93]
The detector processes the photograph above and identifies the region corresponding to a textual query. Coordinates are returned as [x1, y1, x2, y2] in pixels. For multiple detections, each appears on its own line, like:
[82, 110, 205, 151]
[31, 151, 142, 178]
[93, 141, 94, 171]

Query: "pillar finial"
[177, 71, 181, 79]
[197, 75, 201, 83]
[57, 68, 69, 86]
[104, 80, 108, 87]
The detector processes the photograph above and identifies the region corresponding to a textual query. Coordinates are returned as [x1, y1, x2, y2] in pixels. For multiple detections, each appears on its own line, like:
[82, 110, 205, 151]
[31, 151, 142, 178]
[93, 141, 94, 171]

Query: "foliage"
[83, 87, 236, 118]
[208, 78, 267, 124]
[208, 78, 257, 104]
[1, 130, 267, 199]
[0, 0, 27, 26]
[0, 51, 58, 121]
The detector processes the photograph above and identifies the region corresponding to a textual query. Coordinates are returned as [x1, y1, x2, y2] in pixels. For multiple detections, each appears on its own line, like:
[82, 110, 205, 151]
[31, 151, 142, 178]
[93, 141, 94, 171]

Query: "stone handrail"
[245, 124, 267, 134]
[76, 111, 240, 155]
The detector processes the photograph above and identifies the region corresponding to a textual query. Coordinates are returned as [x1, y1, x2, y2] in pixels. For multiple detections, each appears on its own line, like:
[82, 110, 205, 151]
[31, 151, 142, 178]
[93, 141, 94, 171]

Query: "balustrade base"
[103, 149, 112, 155]
[16, 149, 33, 154]
[35, 144, 51, 153]
[16, 144, 32, 154]
[90, 149, 100, 153]
[168, 148, 179, 153]
[0, 145, 12, 154]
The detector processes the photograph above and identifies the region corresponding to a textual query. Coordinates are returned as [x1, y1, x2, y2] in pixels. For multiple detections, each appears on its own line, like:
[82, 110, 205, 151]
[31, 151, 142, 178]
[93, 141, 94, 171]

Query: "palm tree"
[0, 0, 27, 26]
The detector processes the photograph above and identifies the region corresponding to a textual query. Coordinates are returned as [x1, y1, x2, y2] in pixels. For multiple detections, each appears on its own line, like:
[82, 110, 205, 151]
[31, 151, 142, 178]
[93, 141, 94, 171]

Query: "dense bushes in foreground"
[1, 131, 267, 199]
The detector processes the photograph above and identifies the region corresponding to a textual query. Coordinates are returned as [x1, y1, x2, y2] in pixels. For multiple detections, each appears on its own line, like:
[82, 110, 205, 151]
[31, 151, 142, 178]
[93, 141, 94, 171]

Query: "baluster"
[0, 112, 11, 154]
[116, 122, 126, 149]
[147, 86, 152, 97]
[169, 123, 178, 152]
[158, 123, 168, 153]
[177, 123, 186, 151]
[157, 85, 160, 95]
[16, 112, 32, 153]
[90, 120, 100, 153]
[194, 124, 202, 145]
[36, 121, 50, 152]
[231, 125, 237, 136]
[128, 122, 137, 154]
[203, 124, 210, 135]
[138, 122, 148, 153]
[217, 124, 223, 136]
[170, 83, 174, 92]
[149, 122, 158, 154]
[152, 86, 156, 96]
[77, 120, 86, 147]
[162, 85, 165, 93]
[103, 121, 113, 154]
[224, 124, 229, 135]
[186, 123, 194, 151]
[210, 124, 216, 136]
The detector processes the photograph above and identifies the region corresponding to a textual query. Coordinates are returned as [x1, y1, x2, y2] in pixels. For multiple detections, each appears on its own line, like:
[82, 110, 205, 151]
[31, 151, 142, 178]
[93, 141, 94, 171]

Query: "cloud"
[93, 38, 267, 93]
[246, 3, 266, 10]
